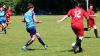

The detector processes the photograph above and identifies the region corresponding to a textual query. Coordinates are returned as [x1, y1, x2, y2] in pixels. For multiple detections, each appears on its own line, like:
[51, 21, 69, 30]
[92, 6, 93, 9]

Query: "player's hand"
[36, 20, 42, 23]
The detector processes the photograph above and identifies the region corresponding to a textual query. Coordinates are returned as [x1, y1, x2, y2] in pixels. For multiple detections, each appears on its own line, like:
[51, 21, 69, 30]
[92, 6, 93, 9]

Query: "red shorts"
[6, 16, 11, 22]
[87, 18, 96, 28]
[72, 25, 84, 37]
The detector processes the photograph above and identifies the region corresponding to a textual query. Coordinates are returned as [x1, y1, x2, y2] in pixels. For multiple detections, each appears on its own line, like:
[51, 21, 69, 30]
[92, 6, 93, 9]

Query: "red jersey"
[6, 9, 12, 16]
[87, 9, 95, 19]
[6, 9, 12, 22]
[67, 6, 88, 27]
[87, 9, 96, 27]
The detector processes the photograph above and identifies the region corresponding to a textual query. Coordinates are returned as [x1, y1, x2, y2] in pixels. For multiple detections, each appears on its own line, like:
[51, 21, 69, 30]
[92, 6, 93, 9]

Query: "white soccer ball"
[72, 42, 76, 48]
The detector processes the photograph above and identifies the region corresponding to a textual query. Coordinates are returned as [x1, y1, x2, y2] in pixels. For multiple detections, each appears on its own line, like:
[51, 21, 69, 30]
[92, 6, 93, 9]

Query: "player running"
[0, 5, 7, 34]
[6, 6, 12, 26]
[21, 3, 48, 51]
[86, 5, 99, 38]
[57, 2, 89, 53]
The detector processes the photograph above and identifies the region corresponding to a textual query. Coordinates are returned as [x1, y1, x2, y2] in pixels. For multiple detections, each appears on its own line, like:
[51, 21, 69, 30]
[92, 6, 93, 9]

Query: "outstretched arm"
[33, 14, 42, 23]
[57, 15, 68, 23]
[89, 14, 96, 17]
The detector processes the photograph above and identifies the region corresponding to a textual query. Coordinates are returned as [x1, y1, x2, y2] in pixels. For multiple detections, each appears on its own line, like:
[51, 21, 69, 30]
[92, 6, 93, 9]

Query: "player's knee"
[79, 36, 83, 40]
[36, 33, 40, 37]
[31, 35, 36, 40]
[93, 25, 97, 29]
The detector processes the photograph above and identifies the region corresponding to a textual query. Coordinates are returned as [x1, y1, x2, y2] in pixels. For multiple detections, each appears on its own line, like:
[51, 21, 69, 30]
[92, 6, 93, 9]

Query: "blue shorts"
[26, 27, 36, 35]
[0, 20, 6, 24]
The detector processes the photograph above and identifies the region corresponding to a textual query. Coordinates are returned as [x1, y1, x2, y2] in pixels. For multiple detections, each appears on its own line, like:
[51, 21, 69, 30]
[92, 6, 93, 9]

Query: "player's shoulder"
[0, 11, 5, 14]
[68, 8, 73, 12]
[24, 11, 30, 15]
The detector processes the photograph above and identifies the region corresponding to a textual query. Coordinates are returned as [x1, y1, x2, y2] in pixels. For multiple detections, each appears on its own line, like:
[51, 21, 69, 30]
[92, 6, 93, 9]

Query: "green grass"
[0, 14, 100, 56]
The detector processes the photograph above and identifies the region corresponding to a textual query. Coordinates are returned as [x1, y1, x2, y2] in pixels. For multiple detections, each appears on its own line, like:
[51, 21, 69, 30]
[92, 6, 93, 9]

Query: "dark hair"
[27, 3, 34, 9]
[71, 0, 80, 8]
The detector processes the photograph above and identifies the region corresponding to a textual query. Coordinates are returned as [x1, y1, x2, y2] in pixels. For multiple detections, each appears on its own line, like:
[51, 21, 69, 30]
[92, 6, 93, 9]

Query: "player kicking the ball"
[21, 3, 48, 51]
[57, 2, 89, 53]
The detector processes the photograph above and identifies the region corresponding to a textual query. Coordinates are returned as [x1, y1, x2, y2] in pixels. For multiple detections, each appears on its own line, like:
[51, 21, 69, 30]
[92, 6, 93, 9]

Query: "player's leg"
[73, 36, 83, 53]
[22, 35, 36, 51]
[6, 17, 10, 27]
[0, 22, 3, 31]
[72, 27, 84, 53]
[76, 36, 83, 52]
[22, 27, 36, 51]
[85, 19, 93, 31]
[1, 21, 7, 34]
[88, 19, 92, 30]
[77, 28, 84, 53]
[84, 20, 90, 31]
[36, 33, 48, 49]
[93, 25, 99, 38]
[72, 27, 79, 53]
[25, 35, 36, 47]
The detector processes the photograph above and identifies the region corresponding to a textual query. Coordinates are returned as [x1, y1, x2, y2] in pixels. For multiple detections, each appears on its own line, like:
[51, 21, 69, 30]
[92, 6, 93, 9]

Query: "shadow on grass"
[60, 49, 74, 52]
[27, 48, 46, 51]
[0, 32, 5, 34]
[84, 37, 93, 38]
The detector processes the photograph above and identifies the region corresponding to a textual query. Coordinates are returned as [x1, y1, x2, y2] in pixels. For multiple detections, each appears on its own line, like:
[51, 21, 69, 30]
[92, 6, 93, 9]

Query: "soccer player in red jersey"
[58, 3, 89, 53]
[6, 6, 12, 26]
[87, 5, 99, 38]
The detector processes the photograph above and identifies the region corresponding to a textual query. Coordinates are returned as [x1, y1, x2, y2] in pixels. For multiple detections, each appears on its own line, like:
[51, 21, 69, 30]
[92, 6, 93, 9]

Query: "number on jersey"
[75, 11, 81, 18]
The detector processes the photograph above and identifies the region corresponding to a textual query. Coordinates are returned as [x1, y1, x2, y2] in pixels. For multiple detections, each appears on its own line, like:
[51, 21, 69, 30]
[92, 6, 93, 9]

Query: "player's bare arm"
[89, 14, 96, 17]
[57, 15, 68, 23]
[33, 15, 42, 23]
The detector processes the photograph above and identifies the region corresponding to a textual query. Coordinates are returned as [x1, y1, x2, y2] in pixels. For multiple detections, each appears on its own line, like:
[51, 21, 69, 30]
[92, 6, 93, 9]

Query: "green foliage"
[0, 0, 20, 14]
[0, 0, 100, 15]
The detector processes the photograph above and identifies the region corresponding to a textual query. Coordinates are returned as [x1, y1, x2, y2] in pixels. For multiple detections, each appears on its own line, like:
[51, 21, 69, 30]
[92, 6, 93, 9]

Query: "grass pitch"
[0, 13, 100, 56]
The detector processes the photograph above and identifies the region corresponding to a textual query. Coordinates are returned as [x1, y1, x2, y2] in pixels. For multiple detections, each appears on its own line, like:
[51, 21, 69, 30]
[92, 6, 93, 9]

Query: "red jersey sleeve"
[67, 9, 72, 17]
[87, 9, 95, 19]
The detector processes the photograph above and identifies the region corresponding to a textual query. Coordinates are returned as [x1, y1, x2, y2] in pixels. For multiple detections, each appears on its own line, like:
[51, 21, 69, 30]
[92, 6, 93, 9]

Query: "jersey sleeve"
[67, 9, 72, 17]
[0, 11, 5, 16]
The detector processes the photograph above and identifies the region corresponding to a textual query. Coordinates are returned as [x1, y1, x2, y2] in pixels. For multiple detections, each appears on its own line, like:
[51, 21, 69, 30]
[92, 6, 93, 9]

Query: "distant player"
[86, 5, 99, 38]
[21, 3, 48, 51]
[0, 5, 7, 34]
[57, 2, 89, 53]
[6, 6, 12, 26]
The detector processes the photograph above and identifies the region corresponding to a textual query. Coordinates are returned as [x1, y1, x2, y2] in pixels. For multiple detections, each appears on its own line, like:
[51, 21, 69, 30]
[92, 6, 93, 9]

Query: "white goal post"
[85, 0, 89, 11]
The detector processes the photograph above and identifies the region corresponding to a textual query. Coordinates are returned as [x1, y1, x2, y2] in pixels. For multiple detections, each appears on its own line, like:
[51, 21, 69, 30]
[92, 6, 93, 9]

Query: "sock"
[7, 23, 8, 27]
[25, 39, 33, 47]
[84, 28, 88, 31]
[76, 38, 82, 48]
[94, 29, 98, 38]
[38, 37, 45, 46]
[3, 27, 7, 34]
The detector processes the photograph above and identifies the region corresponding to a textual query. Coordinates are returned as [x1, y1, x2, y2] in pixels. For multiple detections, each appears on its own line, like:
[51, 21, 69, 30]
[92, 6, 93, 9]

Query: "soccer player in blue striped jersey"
[21, 3, 48, 51]
[0, 6, 7, 34]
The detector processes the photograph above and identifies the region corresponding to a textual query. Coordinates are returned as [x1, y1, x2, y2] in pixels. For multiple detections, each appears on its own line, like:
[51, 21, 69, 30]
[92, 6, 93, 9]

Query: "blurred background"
[0, 0, 100, 15]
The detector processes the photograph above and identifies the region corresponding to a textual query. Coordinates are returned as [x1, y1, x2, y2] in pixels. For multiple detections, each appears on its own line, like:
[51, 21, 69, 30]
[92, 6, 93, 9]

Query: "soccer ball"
[72, 42, 76, 48]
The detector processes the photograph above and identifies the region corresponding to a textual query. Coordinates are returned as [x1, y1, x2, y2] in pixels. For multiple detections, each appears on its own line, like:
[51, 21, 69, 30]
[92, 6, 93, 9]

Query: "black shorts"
[27, 27, 36, 35]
